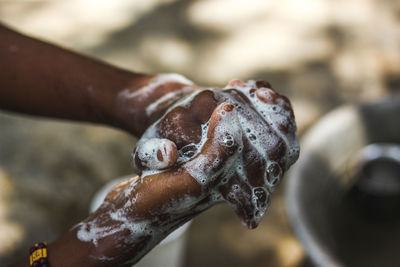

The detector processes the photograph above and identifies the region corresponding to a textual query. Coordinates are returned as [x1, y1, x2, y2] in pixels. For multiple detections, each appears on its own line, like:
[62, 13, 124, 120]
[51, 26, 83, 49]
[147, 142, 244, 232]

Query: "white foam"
[133, 80, 299, 228]
[223, 80, 299, 168]
[118, 73, 193, 101]
[76, 219, 124, 247]
[134, 138, 176, 170]
[113, 79, 300, 244]
[184, 105, 243, 185]
[145, 86, 194, 116]
[124, 176, 140, 198]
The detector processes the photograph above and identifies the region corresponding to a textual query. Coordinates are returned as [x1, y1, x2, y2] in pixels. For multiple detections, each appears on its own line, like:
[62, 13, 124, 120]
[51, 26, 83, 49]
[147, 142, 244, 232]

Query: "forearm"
[11, 173, 204, 267]
[10, 229, 109, 267]
[0, 25, 146, 124]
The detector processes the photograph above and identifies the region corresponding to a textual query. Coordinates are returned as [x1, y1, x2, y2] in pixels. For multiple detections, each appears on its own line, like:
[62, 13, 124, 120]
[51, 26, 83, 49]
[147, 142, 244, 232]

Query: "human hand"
[132, 80, 300, 228]
[75, 102, 241, 266]
[55, 81, 299, 267]
[113, 73, 200, 136]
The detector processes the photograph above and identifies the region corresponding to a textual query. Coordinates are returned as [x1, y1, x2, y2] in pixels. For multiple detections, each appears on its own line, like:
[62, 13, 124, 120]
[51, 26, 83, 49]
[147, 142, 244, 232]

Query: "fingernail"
[223, 103, 234, 112]
[255, 80, 272, 89]
[227, 79, 244, 87]
[256, 88, 278, 103]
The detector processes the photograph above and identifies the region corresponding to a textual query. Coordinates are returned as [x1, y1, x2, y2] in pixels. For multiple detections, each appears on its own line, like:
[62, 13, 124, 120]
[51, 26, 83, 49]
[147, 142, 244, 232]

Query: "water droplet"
[180, 144, 197, 158]
[225, 140, 234, 146]
[272, 106, 277, 111]
[254, 187, 267, 202]
[222, 135, 234, 147]
[249, 134, 257, 141]
[267, 162, 282, 177]
[266, 162, 282, 186]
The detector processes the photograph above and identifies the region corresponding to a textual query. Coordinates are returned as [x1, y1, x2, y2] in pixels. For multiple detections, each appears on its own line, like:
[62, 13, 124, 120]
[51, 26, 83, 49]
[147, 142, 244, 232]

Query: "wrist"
[87, 71, 150, 133]
[111, 73, 199, 136]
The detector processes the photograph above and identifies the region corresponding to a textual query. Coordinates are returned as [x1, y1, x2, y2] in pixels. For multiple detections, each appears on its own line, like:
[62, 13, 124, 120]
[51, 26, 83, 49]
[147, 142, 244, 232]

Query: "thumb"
[184, 102, 243, 185]
[132, 138, 178, 173]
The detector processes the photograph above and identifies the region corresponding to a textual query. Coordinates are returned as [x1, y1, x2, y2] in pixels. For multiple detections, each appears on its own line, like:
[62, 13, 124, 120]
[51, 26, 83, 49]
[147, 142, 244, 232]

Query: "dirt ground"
[0, 0, 399, 266]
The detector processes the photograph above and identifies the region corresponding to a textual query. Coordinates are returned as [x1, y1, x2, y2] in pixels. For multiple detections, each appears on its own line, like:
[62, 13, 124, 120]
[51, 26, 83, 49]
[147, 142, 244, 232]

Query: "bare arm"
[7, 80, 300, 266]
[10, 173, 203, 267]
[10, 102, 239, 267]
[1, 25, 300, 266]
[0, 24, 196, 136]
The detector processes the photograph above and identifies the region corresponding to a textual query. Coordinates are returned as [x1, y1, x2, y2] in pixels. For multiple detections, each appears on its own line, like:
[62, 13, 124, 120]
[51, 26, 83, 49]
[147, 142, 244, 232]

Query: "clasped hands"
[77, 76, 299, 265]
[108, 77, 299, 228]
[1, 25, 299, 267]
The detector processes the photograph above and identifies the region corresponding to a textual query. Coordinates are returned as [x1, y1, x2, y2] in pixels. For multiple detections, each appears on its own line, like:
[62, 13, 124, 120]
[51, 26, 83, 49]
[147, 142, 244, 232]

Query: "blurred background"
[0, 0, 399, 266]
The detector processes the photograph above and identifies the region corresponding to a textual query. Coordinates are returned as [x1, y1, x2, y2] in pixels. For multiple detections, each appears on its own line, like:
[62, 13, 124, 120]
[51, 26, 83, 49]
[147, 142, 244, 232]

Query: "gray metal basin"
[286, 94, 400, 267]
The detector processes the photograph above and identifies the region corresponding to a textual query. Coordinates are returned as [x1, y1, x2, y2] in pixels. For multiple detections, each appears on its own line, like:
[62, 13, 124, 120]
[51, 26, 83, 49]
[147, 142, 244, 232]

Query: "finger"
[156, 90, 218, 149]
[132, 138, 178, 173]
[184, 102, 242, 185]
[103, 176, 137, 204]
[218, 174, 271, 229]
[157, 105, 202, 148]
[189, 90, 218, 124]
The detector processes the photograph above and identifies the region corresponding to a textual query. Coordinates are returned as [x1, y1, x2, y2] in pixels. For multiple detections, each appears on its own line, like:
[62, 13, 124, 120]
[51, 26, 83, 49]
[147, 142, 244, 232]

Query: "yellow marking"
[31, 249, 47, 262]
[30, 246, 48, 265]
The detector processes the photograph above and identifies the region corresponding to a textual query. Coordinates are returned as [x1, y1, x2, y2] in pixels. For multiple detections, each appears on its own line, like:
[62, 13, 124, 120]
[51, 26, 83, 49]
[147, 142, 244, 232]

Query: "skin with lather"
[0, 25, 299, 267]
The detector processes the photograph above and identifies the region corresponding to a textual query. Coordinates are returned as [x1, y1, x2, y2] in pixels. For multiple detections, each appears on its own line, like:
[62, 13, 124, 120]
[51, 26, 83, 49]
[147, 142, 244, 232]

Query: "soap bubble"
[253, 187, 270, 210]
[254, 187, 267, 203]
[180, 144, 198, 158]
[266, 162, 282, 186]
[222, 135, 235, 147]
[248, 134, 257, 141]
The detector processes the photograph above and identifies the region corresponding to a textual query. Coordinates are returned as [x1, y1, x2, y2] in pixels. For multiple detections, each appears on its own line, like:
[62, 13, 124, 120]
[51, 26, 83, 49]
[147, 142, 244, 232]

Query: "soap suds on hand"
[76, 79, 300, 265]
